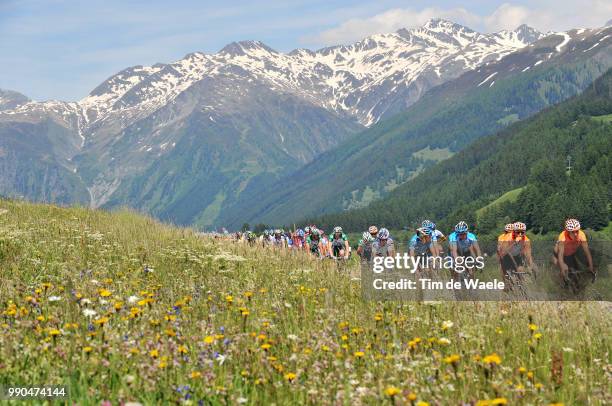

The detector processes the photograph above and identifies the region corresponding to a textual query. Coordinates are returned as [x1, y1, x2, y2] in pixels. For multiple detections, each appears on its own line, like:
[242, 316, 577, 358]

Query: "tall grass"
[0, 199, 610, 405]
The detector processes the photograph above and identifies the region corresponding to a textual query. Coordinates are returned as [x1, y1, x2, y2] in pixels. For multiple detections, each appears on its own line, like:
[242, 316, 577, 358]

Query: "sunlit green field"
[0, 200, 610, 405]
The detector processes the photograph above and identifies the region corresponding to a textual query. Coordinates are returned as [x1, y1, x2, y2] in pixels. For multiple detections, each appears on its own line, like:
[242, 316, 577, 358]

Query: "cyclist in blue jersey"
[421, 220, 446, 255]
[293, 229, 305, 249]
[409, 227, 440, 257]
[448, 221, 482, 279]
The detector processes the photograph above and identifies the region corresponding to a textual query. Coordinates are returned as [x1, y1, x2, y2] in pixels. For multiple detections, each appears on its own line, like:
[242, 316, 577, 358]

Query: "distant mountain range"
[0, 19, 610, 228]
[218, 26, 612, 228]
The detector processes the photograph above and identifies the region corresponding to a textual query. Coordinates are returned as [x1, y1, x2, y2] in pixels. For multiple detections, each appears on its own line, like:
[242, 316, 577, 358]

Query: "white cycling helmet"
[565, 218, 581, 232]
[513, 222, 526, 232]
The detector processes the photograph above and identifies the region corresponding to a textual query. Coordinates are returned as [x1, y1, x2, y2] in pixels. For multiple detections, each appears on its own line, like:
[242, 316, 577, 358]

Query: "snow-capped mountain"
[91, 19, 545, 127]
[1, 19, 609, 228]
[6, 18, 544, 134]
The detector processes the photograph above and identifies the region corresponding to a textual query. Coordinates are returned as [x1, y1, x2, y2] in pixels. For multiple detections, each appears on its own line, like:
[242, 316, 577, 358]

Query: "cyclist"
[271, 229, 286, 248]
[293, 229, 305, 249]
[285, 231, 294, 249]
[368, 225, 379, 240]
[553, 219, 595, 282]
[422, 220, 445, 242]
[246, 231, 257, 246]
[498, 223, 513, 242]
[305, 228, 323, 258]
[409, 227, 440, 258]
[328, 226, 350, 259]
[448, 221, 482, 279]
[357, 231, 376, 262]
[372, 228, 395, 257]
[319, 229, 329, 257]
[261, 230, 272, 246]
[498, 222, 535, 284]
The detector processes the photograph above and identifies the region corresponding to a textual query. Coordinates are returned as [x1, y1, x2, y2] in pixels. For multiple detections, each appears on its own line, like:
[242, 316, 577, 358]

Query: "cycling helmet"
[565, 218, 581, 231]
[362, 231, 374, 243]
[455, 221, 469, 233]
[422, 220, 436, 230]
[513, 222, 526, 232]
[504, 223, 513, 232]
[297, 229, 305, 237]
[274, 229, 281, 234]
[304, 226, 311, 234]
[368, 225, 378, 234]
[378, 228, 390, 239]
[310, 227, 320, 236]
[264, 230, 270, 236]
[417, 227, 432, 236]
[333, 226, 343, 234]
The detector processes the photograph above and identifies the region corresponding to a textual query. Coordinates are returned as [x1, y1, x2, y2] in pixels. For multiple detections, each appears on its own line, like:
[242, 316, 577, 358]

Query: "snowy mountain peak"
[220, 40, 277, 56]
[2, 18, 559, 133]
[423, 17, 473, 33]
[512, 24, 545, 44]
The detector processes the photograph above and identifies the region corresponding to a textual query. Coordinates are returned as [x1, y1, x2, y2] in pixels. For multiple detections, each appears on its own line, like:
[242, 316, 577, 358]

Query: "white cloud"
[304, 1, 612, 46]
[303, 7, 481, 45]
[483, 3, 531, 31]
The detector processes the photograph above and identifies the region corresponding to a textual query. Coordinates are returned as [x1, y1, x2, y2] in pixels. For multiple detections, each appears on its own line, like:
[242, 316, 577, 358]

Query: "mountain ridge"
[1, 19, 608, 228]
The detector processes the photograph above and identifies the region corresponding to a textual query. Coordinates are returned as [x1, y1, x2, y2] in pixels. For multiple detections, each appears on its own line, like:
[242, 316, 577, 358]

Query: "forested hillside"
[218, 28, 612, 228]
[307, 69, 612, 235]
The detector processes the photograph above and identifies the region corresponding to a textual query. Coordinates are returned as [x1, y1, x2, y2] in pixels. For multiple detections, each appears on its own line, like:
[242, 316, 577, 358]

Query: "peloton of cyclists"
[241, 218, 598, 292]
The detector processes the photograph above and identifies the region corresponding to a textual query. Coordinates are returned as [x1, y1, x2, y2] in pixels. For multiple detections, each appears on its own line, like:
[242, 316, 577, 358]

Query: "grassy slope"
[592, 113, 612, 122]
[475, 187, 525, 218]
[0, 199, 610, 404]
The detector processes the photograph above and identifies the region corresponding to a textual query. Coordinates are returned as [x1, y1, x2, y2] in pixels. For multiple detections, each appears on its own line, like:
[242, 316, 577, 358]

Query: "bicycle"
[329, 255, 349, 272]
[505, 268, 531, 300]
[564, 267, 597, 295]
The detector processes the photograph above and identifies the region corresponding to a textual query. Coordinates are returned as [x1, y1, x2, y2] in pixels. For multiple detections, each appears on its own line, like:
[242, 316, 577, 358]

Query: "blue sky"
[1, 0, 609, 101]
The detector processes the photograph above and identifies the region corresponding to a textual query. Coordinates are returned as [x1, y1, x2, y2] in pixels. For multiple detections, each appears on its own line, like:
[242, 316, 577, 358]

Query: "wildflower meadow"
[0, 200, 610, 405]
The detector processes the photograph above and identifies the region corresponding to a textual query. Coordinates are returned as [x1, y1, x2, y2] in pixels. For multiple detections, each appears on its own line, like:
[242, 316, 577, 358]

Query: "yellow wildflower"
[483, 353, 502, 365]
[99, 289, 112, 298]
[444, 354, 461, 365]
[384, 386, 400, 397]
